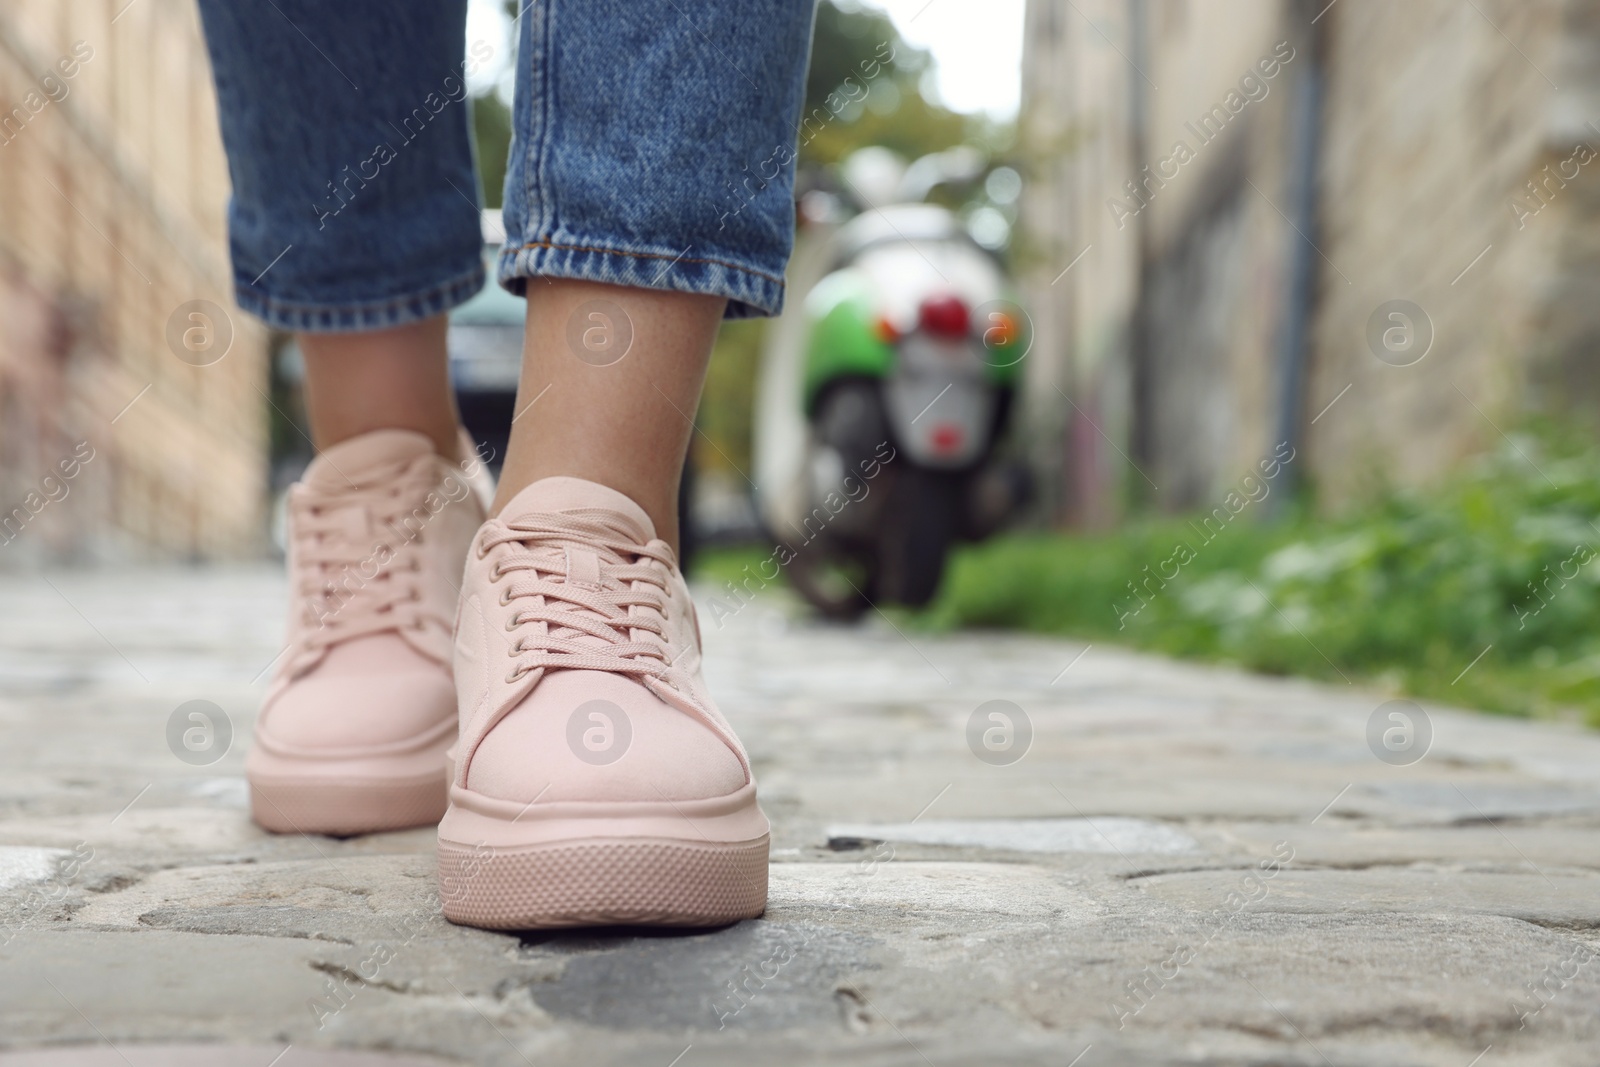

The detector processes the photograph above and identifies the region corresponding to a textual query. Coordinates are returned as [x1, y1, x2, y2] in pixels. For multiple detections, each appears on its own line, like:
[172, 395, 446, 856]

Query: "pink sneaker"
[249, 429, 487, 836]
[438, 477, 769, 928]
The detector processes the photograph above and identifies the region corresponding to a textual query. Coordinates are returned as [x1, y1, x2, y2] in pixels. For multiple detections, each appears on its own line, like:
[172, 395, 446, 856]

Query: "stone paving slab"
[1, 568, 1599, 1065]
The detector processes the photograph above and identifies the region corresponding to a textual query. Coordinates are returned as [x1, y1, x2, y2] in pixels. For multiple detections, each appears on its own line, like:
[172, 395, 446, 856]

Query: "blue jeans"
[196, 1, 815, 330]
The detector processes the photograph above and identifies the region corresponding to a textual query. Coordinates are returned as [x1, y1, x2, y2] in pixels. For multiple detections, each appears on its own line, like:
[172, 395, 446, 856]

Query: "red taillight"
[930, 423, 965, 453]
[918, 294, 970, 338]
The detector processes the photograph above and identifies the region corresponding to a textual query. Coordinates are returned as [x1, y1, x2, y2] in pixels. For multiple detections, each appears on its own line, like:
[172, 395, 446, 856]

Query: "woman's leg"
[197, 0, 489, 835]
[299, 316, 462, 462]
[490, 0, 817, 544]
[438, 0, 815, 929]
[197, 0, 484, 456]
[491, 281, 723, 546]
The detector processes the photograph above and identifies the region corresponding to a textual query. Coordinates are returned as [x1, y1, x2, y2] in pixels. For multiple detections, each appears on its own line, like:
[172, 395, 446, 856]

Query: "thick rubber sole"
[250, 773, 447, 836]
[437, 834, 769, 928]
[247, 735, 450, 836]
[437, 782, 770, 929]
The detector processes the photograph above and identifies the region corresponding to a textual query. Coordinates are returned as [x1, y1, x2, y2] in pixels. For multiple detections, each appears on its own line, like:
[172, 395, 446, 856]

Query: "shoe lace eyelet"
[498, 588, 512, 607]
[505, 666, 529, 683]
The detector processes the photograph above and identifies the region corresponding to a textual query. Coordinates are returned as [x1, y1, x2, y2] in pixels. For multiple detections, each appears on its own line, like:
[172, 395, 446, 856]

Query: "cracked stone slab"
[822, 817, 1202, 855]
[70, 856, 441, 938]
[0, 848, 70, 891]
[0, 1049, 461, 1067]
[1195, 821, 1600, 871]
[0, 810, 268, 858]
[1134, 868, 1600, 926]
[768, 861, 1104, 922]
[1355, 780, 1600, 822]
[781, 772, 1365, 823]
[1013, 912, 1600, 1059]
[0, 929, 328, 1038]
[527, 920, 875, 1033]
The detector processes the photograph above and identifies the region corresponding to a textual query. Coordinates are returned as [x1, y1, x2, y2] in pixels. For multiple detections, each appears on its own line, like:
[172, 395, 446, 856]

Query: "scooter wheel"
[787, 548, 874, 621]
[876, 468, 960, 608]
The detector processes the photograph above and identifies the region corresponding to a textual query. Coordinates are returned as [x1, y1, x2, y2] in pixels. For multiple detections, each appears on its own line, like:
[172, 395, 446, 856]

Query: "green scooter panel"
[802, 271, 894, 414]
[801, 267, 1029, 414]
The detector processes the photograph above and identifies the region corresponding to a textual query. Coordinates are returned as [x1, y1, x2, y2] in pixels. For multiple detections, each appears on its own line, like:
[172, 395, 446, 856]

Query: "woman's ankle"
[298, 314, 463, 461]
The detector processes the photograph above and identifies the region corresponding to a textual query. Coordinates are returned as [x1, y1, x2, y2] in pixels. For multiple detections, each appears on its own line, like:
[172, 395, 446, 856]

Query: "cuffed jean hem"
[496, 238, 786, 320]
[233, 261, 487, 333]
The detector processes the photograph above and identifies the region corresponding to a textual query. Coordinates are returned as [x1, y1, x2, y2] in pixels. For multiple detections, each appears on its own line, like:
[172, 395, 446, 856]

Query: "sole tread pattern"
[438, 836, 769, 929]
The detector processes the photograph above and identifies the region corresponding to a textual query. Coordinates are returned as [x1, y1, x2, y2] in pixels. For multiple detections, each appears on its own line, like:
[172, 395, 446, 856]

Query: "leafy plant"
[920, 431, 1600, 726]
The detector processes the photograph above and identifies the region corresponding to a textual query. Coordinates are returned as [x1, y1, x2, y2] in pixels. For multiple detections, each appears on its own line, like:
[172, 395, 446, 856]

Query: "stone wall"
[1020, 0, 1600, 520]
[1017, 0, 1145, 528]
[1307, 0, 1598, 503]
[0, 0, 269, 565]
[1019, 0, 1297, 520]
[1132, 0, 1295, 507]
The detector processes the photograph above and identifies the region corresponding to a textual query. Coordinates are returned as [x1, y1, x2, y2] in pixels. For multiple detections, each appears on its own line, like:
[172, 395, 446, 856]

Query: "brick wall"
[0, 0, 269, 565]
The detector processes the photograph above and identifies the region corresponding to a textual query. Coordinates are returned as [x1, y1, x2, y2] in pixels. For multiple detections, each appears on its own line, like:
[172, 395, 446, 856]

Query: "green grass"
[921, 430, 1600, 726]
[691, 544, 771, 591]
[690, 428, 1600, 726]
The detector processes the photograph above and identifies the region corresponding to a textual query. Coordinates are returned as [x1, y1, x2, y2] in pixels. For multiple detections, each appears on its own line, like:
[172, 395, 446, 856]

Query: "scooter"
[753, 149, 1032, 618]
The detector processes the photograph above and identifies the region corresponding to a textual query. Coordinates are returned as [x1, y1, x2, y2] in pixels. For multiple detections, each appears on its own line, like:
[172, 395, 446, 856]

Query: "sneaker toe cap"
[260, 669, 455, 752]
[465, 669, 747, 804]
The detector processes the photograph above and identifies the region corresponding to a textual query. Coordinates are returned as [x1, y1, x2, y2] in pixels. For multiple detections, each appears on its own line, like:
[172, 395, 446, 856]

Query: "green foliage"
[800, 0, 981, 168]
[806, 0, 929, 111]
[696, 319, 766, 476]
[801, 91, 975, 169]
[922, 431, 1600, 727]
[690, 544, 770, 587]
[471, 92, 513, 209]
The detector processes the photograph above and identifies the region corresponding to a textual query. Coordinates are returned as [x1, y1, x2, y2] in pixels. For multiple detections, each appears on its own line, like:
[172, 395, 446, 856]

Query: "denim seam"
[507, 239, 787, 288]
[234, 262, 485, 332]
[528, 0, 554, 242]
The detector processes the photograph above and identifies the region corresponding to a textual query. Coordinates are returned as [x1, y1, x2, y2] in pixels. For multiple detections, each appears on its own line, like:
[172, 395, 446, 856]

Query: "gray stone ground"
[2, 568, 1599, 1066]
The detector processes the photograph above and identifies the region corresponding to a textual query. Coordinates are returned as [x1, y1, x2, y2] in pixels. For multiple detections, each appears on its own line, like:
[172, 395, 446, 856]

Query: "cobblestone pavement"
[1, 568, 1598, 1066]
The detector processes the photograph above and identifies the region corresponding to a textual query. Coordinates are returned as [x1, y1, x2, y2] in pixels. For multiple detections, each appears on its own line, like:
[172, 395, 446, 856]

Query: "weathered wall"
[1018, 0, 1145, 528]
[1131, 0, 1294, 507]
[1306, 0, 1598, 503]
[0, 0, 269, 565]
[1021, 0, 1298, 517]
[1021, 0, 1600, 520]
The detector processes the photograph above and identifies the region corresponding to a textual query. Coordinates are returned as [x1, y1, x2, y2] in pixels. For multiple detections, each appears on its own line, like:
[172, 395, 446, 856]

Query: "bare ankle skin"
[298, 314, 463, 462]
[492, 278, 726, 552]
